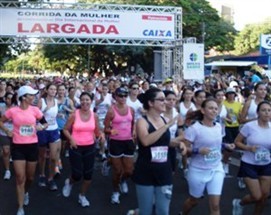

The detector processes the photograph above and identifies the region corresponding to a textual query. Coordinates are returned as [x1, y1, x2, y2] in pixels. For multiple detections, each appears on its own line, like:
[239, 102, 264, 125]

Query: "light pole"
[87, 44, 90, 73]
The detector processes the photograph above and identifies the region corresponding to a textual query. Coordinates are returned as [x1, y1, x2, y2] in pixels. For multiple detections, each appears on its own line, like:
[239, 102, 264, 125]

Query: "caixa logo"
[143, 29, 172, 37]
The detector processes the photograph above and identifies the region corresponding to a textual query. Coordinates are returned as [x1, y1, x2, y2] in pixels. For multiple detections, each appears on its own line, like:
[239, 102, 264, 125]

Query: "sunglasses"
[117, 94, 128, 98]
[154, 98, 166, 102]
[132, 87, 139, 90]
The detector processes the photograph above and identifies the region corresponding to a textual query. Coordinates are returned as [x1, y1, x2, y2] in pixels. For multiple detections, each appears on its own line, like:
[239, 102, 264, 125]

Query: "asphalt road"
[0, 152, 271, 215]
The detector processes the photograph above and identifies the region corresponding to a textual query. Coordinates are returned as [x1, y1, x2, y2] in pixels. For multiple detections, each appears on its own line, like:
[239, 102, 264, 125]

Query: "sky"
[232, 0, 271, 30]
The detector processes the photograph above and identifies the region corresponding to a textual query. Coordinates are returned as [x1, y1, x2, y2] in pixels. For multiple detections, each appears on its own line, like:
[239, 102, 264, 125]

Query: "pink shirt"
[110, 105, 133, 140]
[5, 106, 43, 144]
[71, 109, 95, 146]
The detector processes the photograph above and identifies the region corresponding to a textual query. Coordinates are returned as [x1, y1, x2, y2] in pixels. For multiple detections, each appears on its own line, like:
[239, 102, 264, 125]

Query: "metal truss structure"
[0, 1, 183, 77]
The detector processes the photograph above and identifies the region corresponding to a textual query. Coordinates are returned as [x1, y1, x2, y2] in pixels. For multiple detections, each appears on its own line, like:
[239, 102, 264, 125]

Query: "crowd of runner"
[0, 69, 271, 215]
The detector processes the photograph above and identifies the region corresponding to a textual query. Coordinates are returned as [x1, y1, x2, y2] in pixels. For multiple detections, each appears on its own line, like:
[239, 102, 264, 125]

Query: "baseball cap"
[18, 85, 39, 98]
[225, 87, 236, 95]
[115, 87, 128, 96]
[163, 78, 173, 84]
[38, 83, 46, 90]
[150, 83, 158, 88]
[229, 81, 238, 88]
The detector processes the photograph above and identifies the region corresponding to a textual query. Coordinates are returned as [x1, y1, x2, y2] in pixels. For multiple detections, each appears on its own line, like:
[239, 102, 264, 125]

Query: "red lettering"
[93, 25, 104, 34]
[77, 24, 90, 34]
[106, 25, 119, 34]
[62, 24, 75, 33]
[18, 23, 28, 33]
[31, 23, 45, 33]
[17, 23, 119, 35]
[47, 23, 59, 33]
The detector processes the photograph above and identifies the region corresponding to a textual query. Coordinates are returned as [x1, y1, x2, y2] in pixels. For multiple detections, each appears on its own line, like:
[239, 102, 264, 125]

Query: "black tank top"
[132, 116, 172, 186]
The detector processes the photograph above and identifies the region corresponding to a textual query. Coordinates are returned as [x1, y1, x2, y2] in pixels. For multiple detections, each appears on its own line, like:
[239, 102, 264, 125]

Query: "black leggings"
[69, 144, 95, 181]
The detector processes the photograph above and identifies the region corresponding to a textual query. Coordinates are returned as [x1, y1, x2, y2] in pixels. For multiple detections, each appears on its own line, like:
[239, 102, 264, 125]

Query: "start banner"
[0, 8, 175, 40]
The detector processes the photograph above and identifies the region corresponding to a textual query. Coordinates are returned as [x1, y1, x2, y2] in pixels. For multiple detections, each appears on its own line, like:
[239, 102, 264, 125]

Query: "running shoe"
[126, 209, 139, 215]
[101, 160, 110, 176]
[232, 198, 243, 215]
[78, 194, 90, 207]
[23, 192, 29, 206]
[58, 159, 63, 170]
[111, 192, 120, 204]
[16, 207, 25, 215]
[3, 170, 11, 180]
[48, 179, 58, 191]
[54, 166, 61, 177]
[65, 150, 69, 158]
[119, 181, 128, 194]
[38, 176, 47, 187]
[183, 168, 188, 180]
[238, 178, 246, 189]
[223, 163, 229, 174]
[62, 178, 73, 197]
[101, 153, 107, 161]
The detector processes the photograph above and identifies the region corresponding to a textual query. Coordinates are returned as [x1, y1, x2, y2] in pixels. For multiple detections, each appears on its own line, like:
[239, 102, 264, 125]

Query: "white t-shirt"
[127, 96, 143, 121]
[95, 93, 113, 120]
[185, 121, 223, 170]
[240, 120, 271, 165]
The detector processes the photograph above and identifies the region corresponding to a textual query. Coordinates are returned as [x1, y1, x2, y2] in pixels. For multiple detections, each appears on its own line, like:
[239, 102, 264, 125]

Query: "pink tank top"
[110, 105, 133, 140]
[71, 109, 95, 146]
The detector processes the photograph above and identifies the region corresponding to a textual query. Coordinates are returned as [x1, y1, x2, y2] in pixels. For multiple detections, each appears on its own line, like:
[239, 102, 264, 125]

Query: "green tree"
[0, 0, 33, 69]
[234, 18, 271, 55]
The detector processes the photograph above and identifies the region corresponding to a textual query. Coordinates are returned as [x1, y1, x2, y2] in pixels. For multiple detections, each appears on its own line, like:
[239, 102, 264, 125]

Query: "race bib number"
[255, 149, 270, 162]
[47, 117, 56, 126]
[19, 125, 34, 136]
[151, 146, 168, 163]
[204, 148, 221, 163]
[97, 105, 107, 116]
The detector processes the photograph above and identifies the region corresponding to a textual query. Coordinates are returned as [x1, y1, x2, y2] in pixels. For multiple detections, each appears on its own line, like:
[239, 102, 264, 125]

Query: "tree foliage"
[234, 18, 271, 55]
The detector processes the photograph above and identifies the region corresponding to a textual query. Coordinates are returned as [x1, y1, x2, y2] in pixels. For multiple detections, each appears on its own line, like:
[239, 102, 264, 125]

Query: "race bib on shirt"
[151, 146, 168, 163]
[204, 148, 221, 163]
[47, 116, 56, 125]
[19, 125, 35, 136]
[97, 104, 108, 116]
[255, 148, 270, 162]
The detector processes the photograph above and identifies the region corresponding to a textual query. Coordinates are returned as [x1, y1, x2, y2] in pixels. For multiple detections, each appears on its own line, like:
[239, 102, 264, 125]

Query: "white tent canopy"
[205, 61, 257, 67]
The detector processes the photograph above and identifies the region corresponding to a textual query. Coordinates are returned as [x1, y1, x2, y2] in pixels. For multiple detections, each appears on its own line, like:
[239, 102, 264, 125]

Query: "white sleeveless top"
[247, 99, 258, 120]
[217, 104, 227, 137]
[162, 108, 179, 139]
[179, 102, 196, 119]
[41, 98, 58, 130]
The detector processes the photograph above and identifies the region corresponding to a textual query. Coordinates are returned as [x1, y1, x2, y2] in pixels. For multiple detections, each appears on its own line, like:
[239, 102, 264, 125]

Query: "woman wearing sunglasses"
[104, 86, 135, 204]
[130, 88, 186, 215]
